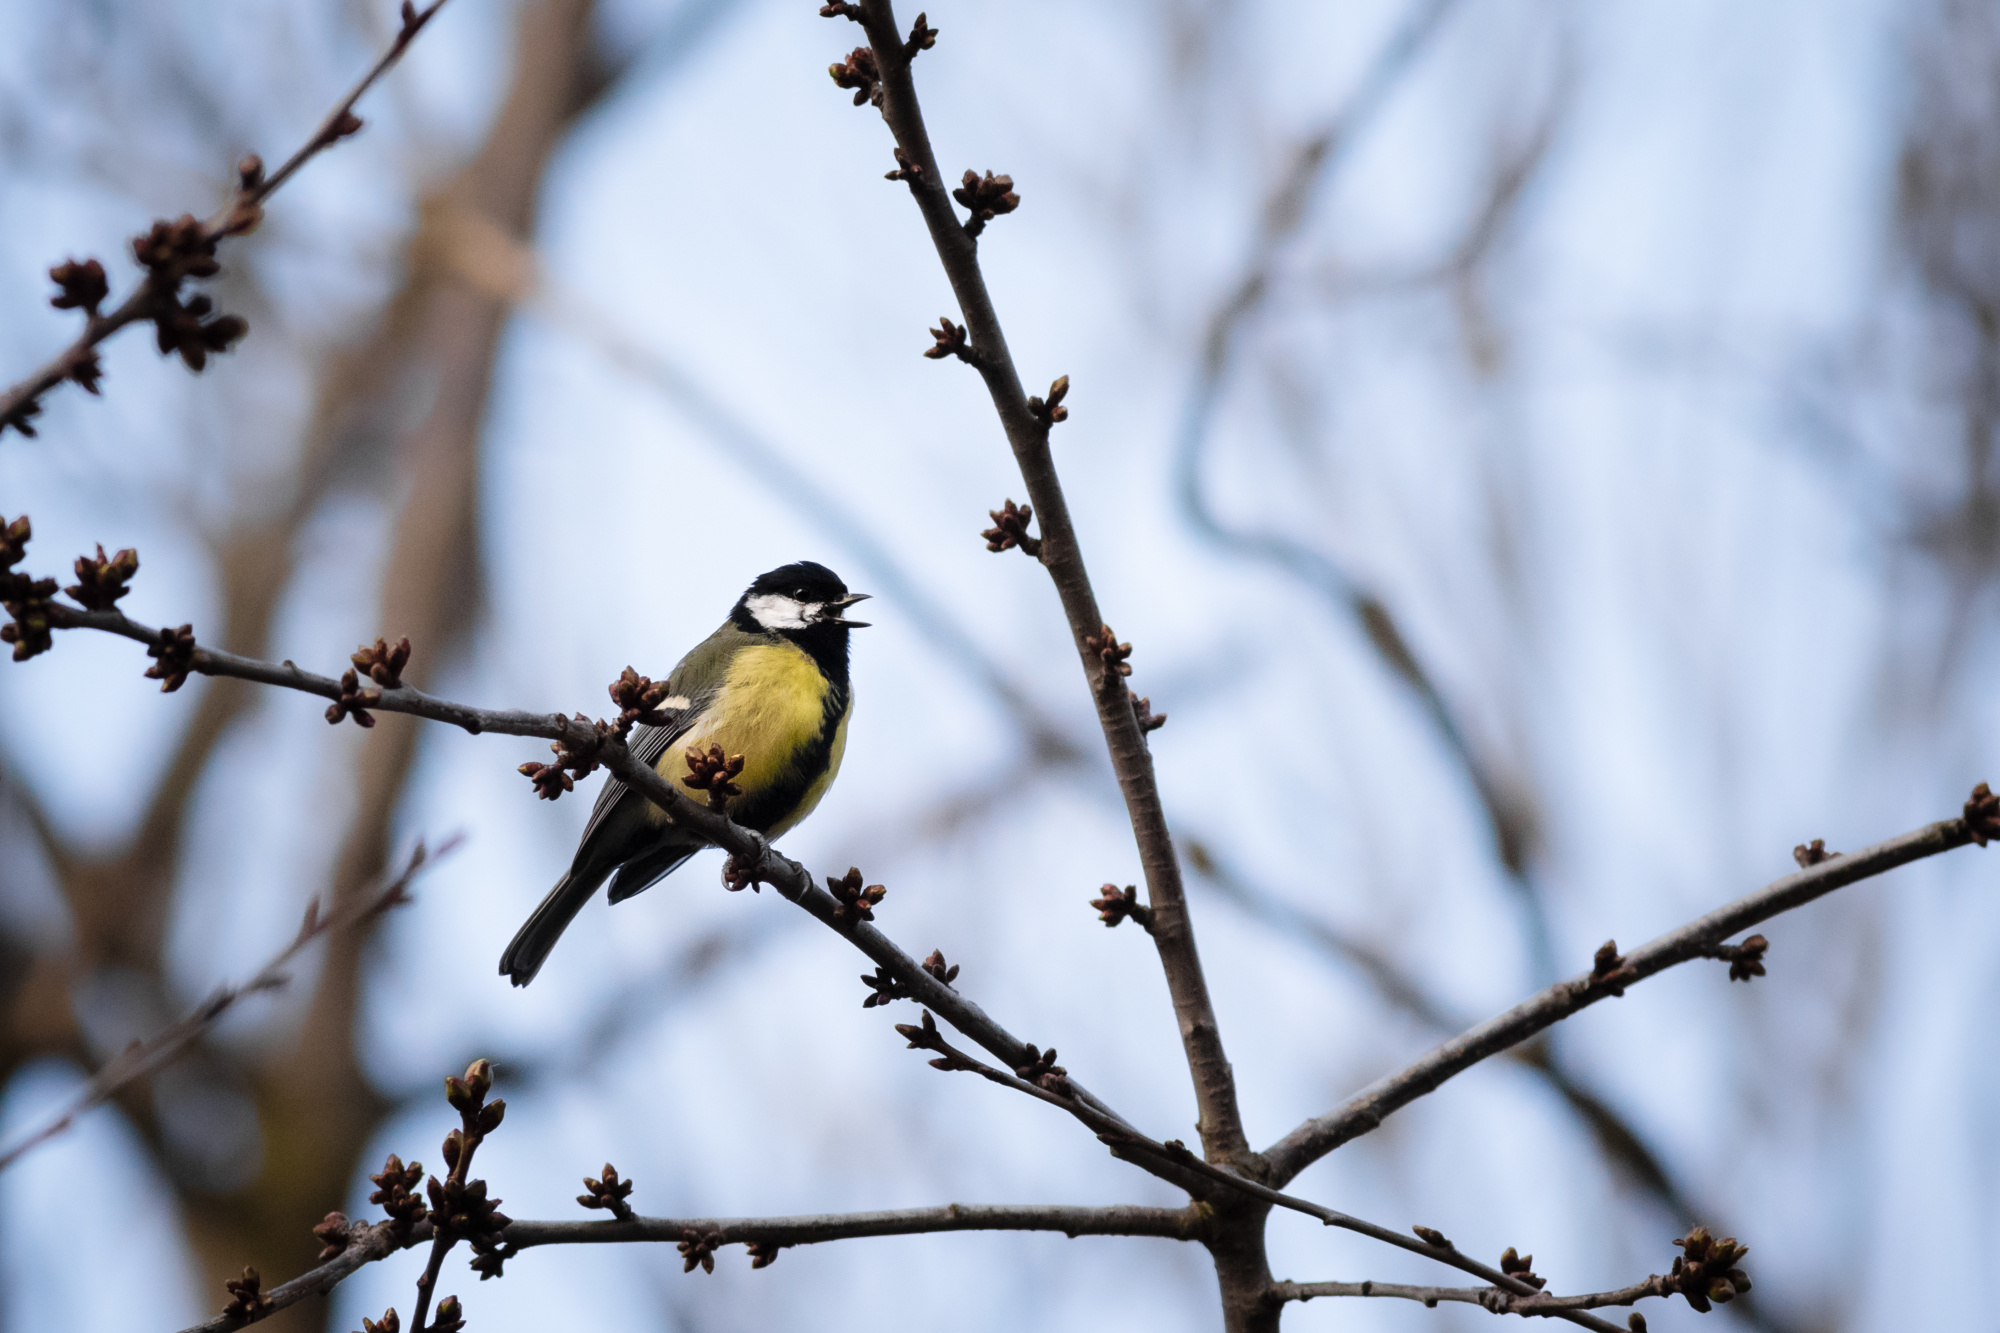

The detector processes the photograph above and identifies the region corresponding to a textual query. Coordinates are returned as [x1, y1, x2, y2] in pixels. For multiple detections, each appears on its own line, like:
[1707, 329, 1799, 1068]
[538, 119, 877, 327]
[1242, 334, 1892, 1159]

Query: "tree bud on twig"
[1964, 781, 2000, 846]
[65, 543, 138, 610]
[828, 46, 882, 107]
[1588, 939, 1635, 996]
[1498, 1246, 1545, 1290]
[923, 314, 974, 363]
[827, 866, 886, 923]
[904, 11, 937, 60]
[48, 258, 107, 314]
[747, 1239, 784, 1269]
[1082, 624, 1133, 691]
[1412, 1225, 1453, 1250]
[1792, 838, 1835, 867]
[221, 1267, 269, 1319]
[981, 498, 1041, 556]
[1089, 883, 1154, 931]
[1666, 1228, 1751, 1313]
[326, 668, 382, 728]
[678, 1229, 724, 1274]
[954, 169, 1019, 239]
[352, 635, 411, 688]
[144, 623, 196, 691]
[312, 1211, 353, 1262]
[1026, 374, 1069, 426]
[682, 742, 745, 810]
[922, 949, 959, 987]
[578, 1163, 636, 1221]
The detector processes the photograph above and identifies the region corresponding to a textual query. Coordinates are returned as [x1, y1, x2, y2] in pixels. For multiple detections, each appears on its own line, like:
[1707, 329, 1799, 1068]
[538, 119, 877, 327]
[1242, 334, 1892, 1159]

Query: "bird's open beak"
[824, 592, 872, 628]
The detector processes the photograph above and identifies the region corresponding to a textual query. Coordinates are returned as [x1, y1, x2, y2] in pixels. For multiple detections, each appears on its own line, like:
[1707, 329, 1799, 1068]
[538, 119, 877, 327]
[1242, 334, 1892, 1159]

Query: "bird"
[500, 561, 869, 986]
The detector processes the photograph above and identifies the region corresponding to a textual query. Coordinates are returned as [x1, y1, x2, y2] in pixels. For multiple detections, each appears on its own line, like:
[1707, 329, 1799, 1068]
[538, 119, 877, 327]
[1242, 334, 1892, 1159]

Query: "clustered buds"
[981, 499, 1041, 557]
[885, 146, 923, 183]
[144, 623, 197, 692]
[1966, 781, 2000, 847]
[326, 669, 383, 728]
[1129, 691, 1167, 734]
[828, 46, 882, 106]
[954, 169, 1019, 239]
[1412, 1225, 1454, 1250]
[1706, 933, 1769, 983]
[520, 715, 614, 800]
[313, 1211, 353, 1262]
[678, 1229, 724, 1274]
[578, 1162, 636, 1222]
[903, 12, 937, 59]
[1792, 838, 1835, 867]
[0, 516, 57, 661]
[1026, 374, 1068, 427]
[1082, 624, 1133, 692]
[826, 866, 886, 923]
[1498, 1247, 1545, 1290]
[922, 949, 959, 986]
[1666, 1228, 1751, 1313]
[818, 1, 861, 19]
[747, 1239, 783, 1269]
[1089, 883, 1154, 932]
[65, 544, 138, 610]
[221, 1267, 268, 1319]
[1014, 1044, 1070, 1096]
[860, 964, 910, 1008]
[49, 258, 108, 314]
[609, 665, 675, 731]
[132, 216, 248, 372]
[353, 636, 411, 689]
[1588, 939, 1636, 996]
[683, 743, 745, 810]
[924, 315, 973, 363]
[360, 1309, 401, 1333]
[431, 1059, 512, 1291]
[370, 1154, 427, 1229]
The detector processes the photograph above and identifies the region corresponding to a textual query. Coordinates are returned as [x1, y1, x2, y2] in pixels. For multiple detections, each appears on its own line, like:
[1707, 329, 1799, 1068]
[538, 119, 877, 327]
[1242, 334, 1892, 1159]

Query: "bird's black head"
[731, 562, 870, 675]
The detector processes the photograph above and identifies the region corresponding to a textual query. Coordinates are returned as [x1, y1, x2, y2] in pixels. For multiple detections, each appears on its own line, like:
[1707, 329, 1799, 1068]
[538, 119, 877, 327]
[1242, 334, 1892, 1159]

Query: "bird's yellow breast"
[653, 641, 847, 837]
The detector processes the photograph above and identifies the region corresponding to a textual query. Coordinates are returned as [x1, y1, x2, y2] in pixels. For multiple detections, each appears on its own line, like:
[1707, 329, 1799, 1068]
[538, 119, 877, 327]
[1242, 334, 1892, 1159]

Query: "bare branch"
[1263, 815, 1981, 1186]
[172, 1203, 1196, 1332]
[844, 0, 1251, 1168]
[0, 0, 453, 437]
[0, 839, 451, 1174]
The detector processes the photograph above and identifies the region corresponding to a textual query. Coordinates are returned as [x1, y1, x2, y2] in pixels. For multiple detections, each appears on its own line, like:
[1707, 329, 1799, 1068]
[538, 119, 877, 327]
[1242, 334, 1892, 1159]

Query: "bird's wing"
[568, 624, 747, 864]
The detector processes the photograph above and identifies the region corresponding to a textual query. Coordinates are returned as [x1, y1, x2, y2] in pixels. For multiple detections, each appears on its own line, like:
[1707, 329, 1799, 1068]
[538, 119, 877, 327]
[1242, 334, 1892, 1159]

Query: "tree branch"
[0, 0, 452, 438]
[1272, 1273, 1670, 1318]
[1262, 814, 1983, 1186]
[888, 1013, 1624, 1331]
[0, 839, 449, 1174]
[172, 1203, 1197, 1333]
[844, 0, 1250, 1168]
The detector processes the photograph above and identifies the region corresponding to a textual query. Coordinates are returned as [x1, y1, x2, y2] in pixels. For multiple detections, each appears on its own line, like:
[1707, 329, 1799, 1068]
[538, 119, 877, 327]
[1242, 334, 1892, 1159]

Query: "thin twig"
[1262, 819, 1978, 1185]
[171, 1205, 1198, 1332]
[0, 838, 451, 1173]
[1272, 1273, 1673, 1315]
[848, 0, 1252, 1167]
[0, 0, 452, 436]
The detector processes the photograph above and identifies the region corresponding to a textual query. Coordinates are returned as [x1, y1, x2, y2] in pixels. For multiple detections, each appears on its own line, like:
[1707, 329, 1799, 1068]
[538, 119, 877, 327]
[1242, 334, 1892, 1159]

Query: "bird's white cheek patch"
[745, 593, 815, 630]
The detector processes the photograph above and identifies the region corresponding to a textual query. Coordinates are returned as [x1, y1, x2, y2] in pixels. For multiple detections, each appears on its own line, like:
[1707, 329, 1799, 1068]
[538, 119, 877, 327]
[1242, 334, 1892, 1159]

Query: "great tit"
[500, 561, 869, 986]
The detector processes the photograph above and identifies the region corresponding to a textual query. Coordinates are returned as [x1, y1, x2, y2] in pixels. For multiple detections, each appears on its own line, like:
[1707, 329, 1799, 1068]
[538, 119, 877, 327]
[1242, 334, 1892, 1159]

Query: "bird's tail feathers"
[499, 866, 610, 987]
